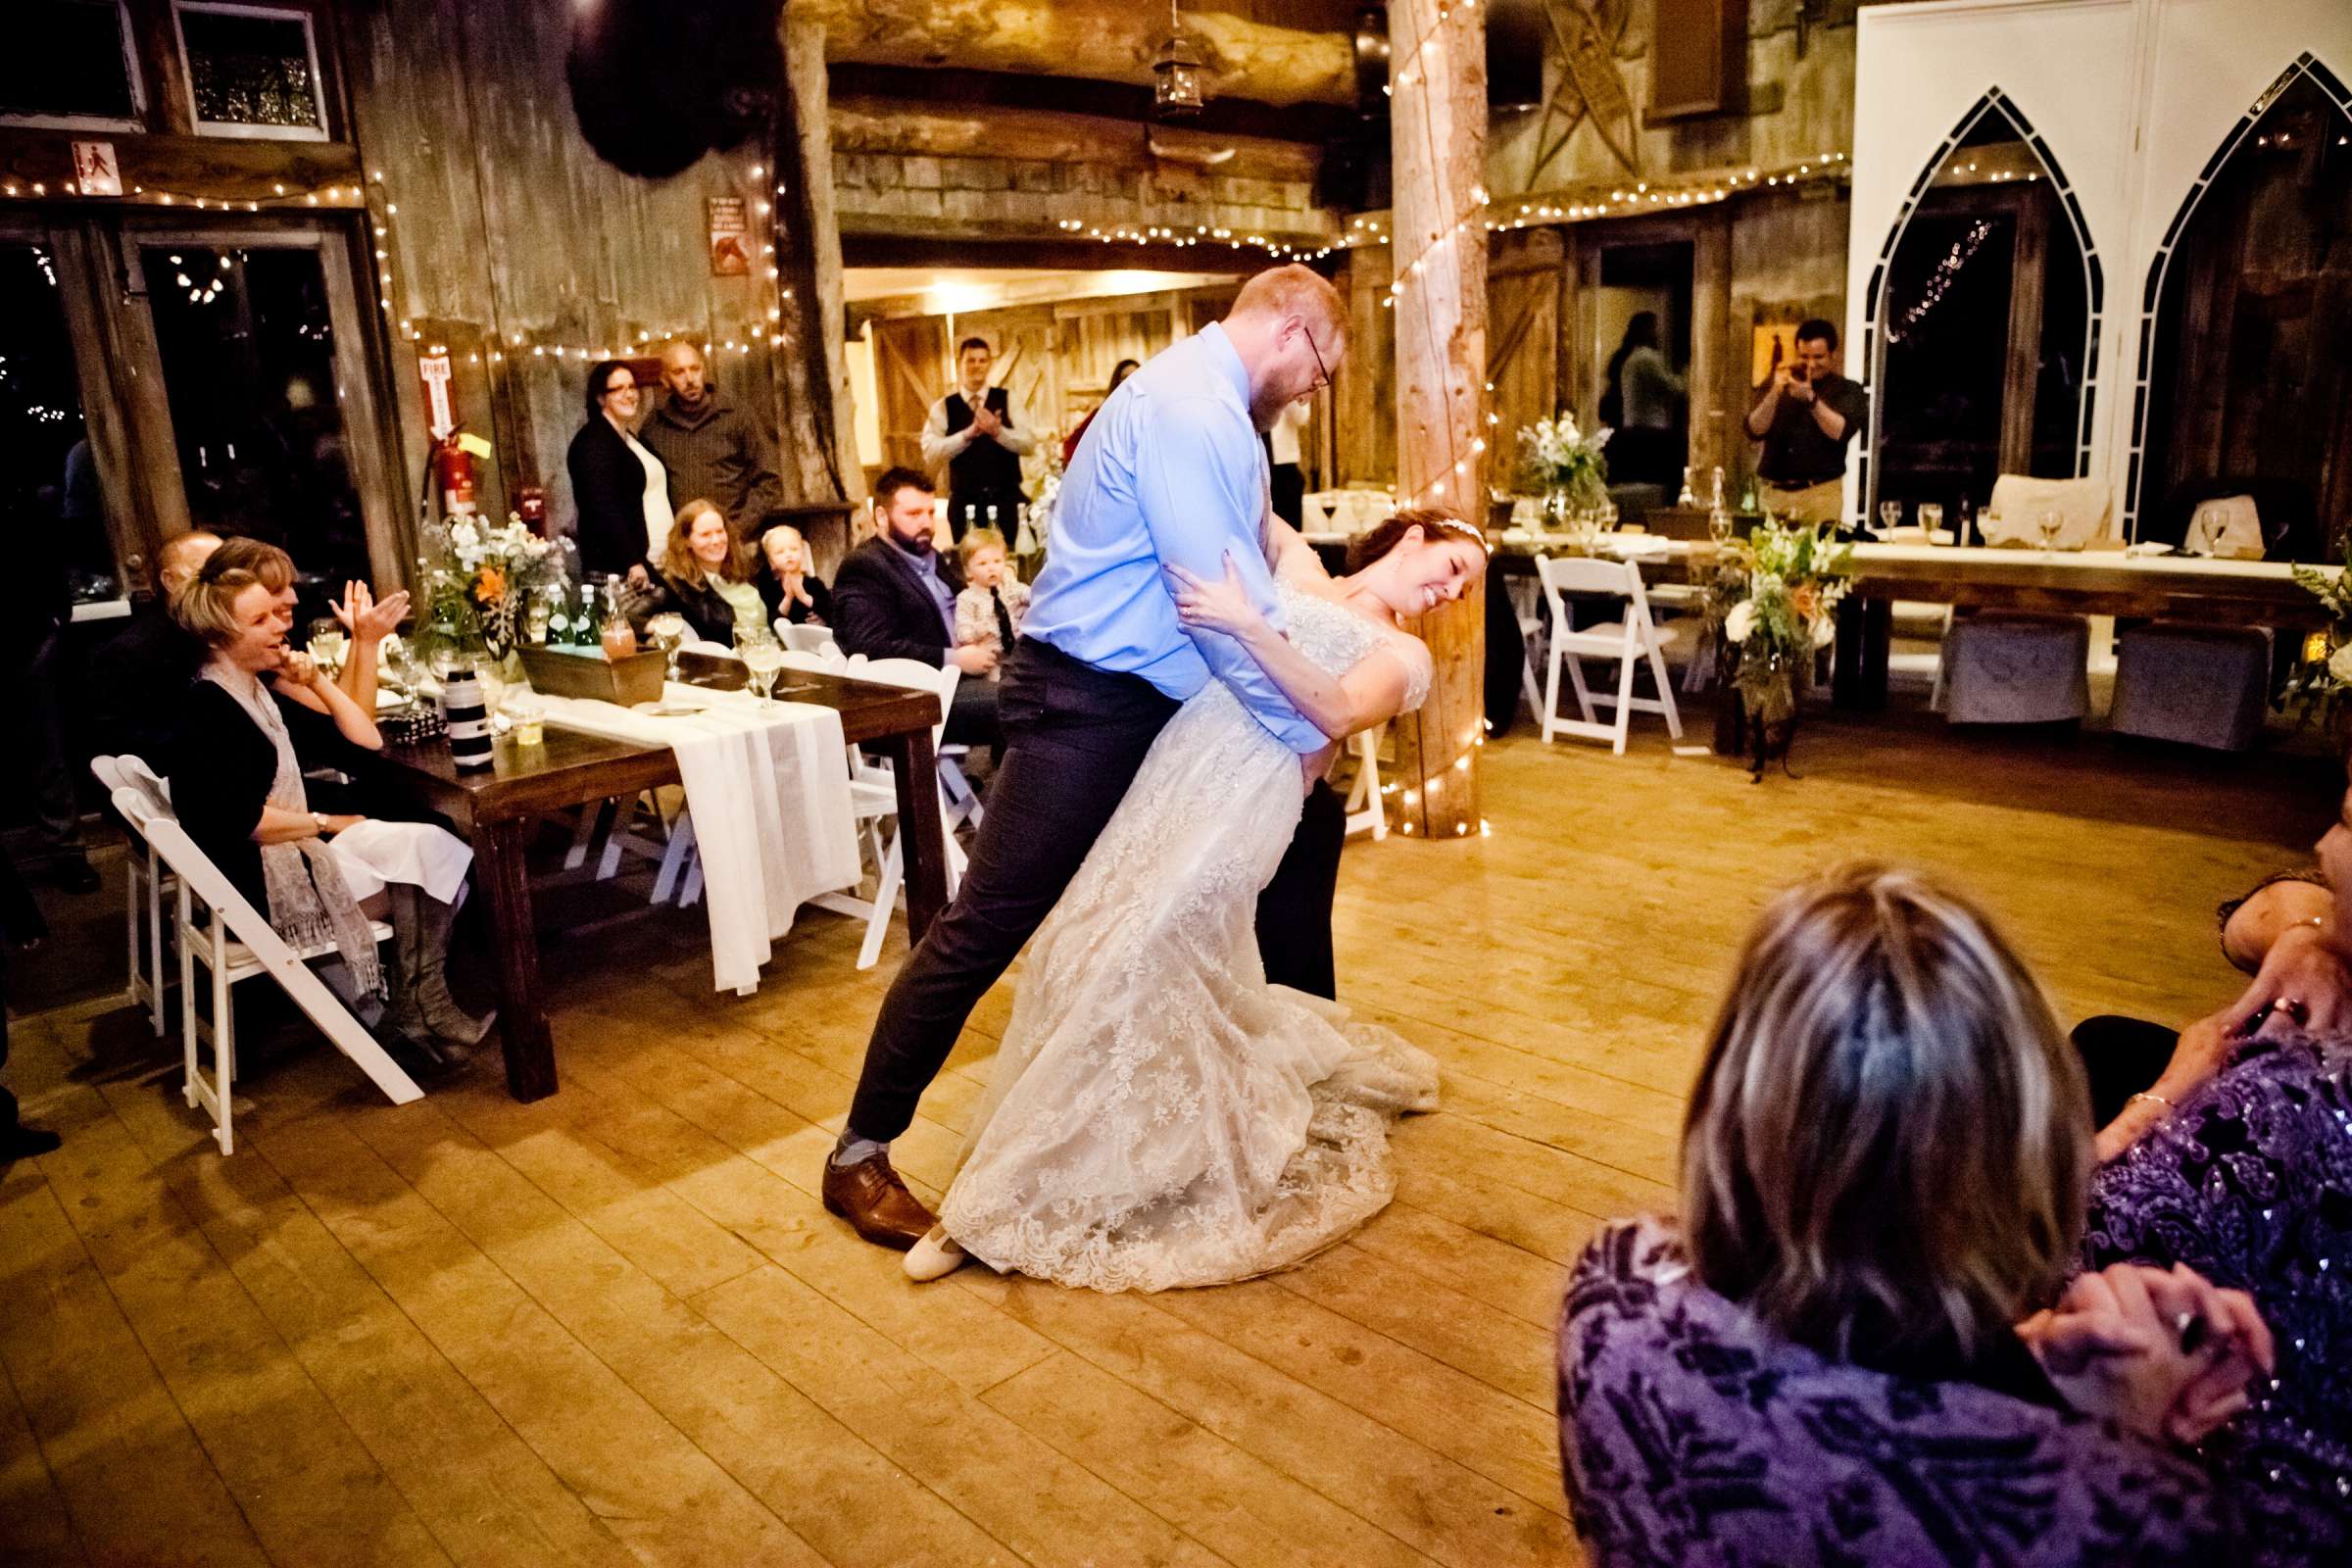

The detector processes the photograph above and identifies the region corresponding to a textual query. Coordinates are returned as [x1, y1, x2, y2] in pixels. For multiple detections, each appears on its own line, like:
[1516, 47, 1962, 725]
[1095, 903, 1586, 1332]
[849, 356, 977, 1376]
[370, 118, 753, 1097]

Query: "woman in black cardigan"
[166, 542, 491, 1062]
[565, 360, 669, 583]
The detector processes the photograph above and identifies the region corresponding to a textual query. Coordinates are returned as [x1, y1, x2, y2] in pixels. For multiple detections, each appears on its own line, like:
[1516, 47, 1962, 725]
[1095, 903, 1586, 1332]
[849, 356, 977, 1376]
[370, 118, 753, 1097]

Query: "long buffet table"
[1310, 528, 2339, 714]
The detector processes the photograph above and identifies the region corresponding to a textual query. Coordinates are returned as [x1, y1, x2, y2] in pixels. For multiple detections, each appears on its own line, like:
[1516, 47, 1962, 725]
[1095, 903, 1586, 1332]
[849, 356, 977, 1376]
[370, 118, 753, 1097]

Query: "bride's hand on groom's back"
[1167, 555, 1266, 639]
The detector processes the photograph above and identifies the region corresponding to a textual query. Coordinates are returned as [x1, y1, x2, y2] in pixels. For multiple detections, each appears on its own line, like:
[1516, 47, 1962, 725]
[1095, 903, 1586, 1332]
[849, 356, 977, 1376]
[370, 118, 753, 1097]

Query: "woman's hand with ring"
[1166, 554, 1266, 638]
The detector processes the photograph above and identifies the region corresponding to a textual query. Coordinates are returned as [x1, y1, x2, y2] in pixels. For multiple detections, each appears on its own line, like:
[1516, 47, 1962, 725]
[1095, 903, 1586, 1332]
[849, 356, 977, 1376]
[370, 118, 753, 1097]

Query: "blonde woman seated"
[165, 542, 491, 1064]
[646, 500, 764, 647]
[1560, 863, 2273, 1566]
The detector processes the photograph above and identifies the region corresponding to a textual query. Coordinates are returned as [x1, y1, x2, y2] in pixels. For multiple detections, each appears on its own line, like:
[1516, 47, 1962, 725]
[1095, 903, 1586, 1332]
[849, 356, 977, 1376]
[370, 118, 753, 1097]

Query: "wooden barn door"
[868, 315, 948, 476]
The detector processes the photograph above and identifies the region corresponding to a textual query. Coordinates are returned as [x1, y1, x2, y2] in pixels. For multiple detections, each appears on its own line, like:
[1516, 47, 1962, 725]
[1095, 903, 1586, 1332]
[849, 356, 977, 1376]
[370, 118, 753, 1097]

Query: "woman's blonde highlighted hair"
[171, 536, 295, 648]
[1681, 861, 2088, 1366]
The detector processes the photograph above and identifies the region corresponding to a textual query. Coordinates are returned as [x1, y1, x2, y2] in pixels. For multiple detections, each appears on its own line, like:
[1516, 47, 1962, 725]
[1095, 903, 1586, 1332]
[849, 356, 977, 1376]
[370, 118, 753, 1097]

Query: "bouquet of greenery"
[418, 512, 564, 663]
[1705, 518, 1853, 772]
[2285, 543, 2352, 737]
[1516, 413, 1611, 517]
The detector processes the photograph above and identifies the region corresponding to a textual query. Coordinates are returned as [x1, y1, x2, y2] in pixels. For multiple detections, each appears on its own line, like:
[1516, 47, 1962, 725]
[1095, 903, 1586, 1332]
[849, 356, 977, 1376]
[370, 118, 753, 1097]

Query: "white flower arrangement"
[421, 511, 564, 660]
[1517, 414, 1612, 509]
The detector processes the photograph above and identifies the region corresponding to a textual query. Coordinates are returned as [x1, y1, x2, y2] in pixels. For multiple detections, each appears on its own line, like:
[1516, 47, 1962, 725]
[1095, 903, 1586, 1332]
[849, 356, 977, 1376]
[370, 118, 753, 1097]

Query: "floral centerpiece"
[1704, 517, 1853, 778]
[417, 512, 564, 670]
[2285, 543, 2352, 740]
[1516, 413, 1612, 523]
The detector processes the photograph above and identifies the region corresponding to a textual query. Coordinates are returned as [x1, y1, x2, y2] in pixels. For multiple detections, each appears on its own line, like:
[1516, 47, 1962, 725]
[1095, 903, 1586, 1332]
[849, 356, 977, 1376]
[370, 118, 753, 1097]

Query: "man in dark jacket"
[639, 341, 783, 542]
[832, 467, 999, 750]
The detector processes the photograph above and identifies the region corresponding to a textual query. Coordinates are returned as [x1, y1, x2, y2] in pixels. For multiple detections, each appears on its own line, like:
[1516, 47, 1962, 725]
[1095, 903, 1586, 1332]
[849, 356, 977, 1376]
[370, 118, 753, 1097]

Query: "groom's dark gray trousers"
[847, 637, 1181, 1143]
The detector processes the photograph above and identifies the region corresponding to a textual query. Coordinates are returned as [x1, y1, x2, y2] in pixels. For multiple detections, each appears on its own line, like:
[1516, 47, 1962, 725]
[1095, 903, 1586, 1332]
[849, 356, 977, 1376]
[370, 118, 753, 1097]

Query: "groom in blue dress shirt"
[824, 266, 1349, 1250]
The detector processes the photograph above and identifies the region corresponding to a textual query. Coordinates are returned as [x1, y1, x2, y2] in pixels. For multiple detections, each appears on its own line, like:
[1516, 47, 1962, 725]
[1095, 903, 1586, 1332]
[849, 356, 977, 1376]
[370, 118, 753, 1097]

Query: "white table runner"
[539, 683, 860, 995]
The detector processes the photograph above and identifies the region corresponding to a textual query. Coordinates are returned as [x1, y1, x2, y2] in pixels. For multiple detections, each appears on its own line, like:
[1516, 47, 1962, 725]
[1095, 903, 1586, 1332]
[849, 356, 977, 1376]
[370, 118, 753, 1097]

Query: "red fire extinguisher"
[432, 433, 478, 516]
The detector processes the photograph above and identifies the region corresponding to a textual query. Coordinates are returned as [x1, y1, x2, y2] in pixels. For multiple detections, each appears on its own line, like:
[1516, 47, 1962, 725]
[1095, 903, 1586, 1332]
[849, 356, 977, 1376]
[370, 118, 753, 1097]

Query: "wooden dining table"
[379, 662, 947, 1102]
[1477, 532, 2336, 710]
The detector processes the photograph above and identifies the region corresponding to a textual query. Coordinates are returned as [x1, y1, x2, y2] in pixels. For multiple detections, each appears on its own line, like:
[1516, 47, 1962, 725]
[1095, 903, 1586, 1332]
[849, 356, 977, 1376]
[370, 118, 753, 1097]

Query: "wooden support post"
[783, 10, 863, 510]
[1388, 0, 1487, 843]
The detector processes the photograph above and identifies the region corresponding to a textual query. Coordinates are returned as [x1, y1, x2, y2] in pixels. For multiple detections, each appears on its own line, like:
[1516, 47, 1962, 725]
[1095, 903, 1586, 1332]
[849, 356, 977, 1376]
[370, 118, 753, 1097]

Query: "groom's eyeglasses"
[1303, 328, 1332, 392]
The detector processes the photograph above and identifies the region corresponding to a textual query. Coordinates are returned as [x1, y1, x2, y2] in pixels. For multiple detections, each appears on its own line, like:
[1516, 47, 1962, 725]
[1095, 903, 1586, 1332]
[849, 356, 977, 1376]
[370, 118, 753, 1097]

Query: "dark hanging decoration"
[566, 0, 781, 179]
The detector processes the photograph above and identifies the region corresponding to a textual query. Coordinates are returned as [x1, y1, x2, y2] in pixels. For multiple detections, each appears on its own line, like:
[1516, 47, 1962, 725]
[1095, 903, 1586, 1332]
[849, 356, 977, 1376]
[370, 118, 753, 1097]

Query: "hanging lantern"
[1153, 0, 1205, 120]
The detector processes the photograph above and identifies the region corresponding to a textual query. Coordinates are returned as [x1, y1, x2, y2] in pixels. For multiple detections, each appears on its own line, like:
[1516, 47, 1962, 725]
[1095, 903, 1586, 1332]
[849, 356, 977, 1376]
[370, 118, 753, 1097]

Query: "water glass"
[308, 616, 348, 673]
[1919, 503, 1944, 542]
[739, 633, 786, 708]
[647, 612, 688, 685]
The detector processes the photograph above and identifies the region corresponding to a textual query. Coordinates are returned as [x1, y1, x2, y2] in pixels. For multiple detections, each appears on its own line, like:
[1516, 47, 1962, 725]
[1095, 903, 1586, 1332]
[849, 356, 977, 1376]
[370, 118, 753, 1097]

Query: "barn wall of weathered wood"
[849, 284, 1250, 496]
[1490, 1, 1857, 199]
[343, 0, 844, 554]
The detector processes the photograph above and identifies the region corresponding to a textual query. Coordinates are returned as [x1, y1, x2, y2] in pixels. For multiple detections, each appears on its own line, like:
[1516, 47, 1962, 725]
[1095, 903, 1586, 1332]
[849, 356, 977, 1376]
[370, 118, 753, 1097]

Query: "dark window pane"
[139, 245, 367, 608]
[4, 2, 136, 122]
[0, 245, 116, 603]
[180, 7, 319, 130]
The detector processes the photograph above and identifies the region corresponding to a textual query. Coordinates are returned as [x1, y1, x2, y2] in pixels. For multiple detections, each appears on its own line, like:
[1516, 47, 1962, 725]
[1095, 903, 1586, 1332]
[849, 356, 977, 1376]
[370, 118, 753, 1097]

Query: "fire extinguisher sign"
[418, 352, 457, 440]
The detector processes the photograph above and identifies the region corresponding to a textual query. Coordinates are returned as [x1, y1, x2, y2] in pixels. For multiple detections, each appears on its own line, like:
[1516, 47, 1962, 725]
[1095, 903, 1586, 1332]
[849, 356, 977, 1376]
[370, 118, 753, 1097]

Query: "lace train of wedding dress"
[937, 586, 1442, 1292]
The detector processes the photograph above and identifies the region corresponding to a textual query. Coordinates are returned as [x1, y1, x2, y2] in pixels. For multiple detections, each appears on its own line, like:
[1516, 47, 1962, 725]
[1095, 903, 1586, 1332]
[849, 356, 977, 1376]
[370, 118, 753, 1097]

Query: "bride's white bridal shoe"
[904, 1226, 970, 1282]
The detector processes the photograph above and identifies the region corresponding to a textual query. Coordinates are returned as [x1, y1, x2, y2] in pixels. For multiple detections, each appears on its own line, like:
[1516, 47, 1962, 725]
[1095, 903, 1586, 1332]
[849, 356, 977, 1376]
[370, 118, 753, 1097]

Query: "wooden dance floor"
[0, 715, 2331, 1567]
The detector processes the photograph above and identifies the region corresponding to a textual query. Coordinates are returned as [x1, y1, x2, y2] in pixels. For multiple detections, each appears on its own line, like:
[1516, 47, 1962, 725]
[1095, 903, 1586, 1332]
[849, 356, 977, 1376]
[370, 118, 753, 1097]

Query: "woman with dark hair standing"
[565, 360, 669, 584]
[1600, 312, 1683, 487]
[1063, 358, 1140, 466]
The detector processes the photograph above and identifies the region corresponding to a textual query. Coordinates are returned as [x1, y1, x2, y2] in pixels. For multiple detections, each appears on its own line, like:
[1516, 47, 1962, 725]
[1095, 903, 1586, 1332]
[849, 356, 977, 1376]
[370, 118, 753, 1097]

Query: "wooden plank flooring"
[0, 711, 2333, 1567]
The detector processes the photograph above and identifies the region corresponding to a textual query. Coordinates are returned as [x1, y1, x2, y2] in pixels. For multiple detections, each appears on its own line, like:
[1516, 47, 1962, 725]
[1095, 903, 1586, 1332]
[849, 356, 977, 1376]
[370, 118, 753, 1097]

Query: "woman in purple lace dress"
[2082, 775, 2352, 1563]
[1560, 863, 2275, 1568]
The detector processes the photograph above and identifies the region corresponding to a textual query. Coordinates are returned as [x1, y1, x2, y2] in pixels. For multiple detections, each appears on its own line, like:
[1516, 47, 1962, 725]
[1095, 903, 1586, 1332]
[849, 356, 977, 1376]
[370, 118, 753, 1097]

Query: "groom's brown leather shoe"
[822, 1149, 937, 1250]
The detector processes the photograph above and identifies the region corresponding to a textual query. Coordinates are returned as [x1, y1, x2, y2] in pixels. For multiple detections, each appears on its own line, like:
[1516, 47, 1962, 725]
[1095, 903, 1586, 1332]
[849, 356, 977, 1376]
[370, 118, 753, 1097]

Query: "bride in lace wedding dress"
[906, 511, 1490, 1291]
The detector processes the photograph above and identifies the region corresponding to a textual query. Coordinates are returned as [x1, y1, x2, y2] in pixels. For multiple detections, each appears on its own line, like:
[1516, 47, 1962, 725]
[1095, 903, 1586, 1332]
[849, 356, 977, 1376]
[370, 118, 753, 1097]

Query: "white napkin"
[540, 686, 860, 993]
[329, 818, 473, 906]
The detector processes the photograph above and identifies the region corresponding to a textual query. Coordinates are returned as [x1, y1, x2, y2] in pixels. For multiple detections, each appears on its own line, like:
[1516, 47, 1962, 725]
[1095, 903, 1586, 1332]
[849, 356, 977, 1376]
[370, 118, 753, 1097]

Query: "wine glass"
[1919, 502, 1944, 544]
[739, 632, 786, 709]
[2036, 511, 2063, 556]
[1878, 500, 1903, 538]
[307, 616, 348, 675]
[646, 612, 688, 686]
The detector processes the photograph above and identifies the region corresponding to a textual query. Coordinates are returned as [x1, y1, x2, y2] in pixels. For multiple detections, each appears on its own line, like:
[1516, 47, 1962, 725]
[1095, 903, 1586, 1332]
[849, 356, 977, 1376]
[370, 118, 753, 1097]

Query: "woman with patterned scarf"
[165, 541, 490, 1065]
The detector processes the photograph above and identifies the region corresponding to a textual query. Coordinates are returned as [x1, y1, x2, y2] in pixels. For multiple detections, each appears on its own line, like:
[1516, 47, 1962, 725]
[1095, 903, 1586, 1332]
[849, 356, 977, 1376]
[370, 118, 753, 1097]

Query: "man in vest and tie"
[920, 337, 1036, 541]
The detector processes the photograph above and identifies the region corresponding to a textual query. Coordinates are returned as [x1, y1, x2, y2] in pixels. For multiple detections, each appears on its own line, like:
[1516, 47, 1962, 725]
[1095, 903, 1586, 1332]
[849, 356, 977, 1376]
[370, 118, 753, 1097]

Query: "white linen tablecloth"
[539, 683, 860, 995]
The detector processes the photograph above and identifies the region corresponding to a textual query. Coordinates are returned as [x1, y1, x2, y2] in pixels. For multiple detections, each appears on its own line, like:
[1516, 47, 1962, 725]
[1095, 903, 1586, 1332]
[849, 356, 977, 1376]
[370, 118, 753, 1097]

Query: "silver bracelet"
[2127, 1090, 2176, 1115]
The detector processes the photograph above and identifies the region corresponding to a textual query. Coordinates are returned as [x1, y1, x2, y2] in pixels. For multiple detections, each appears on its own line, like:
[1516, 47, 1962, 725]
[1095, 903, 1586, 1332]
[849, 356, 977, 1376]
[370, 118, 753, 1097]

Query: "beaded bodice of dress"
[1273, 584, 1432, 713]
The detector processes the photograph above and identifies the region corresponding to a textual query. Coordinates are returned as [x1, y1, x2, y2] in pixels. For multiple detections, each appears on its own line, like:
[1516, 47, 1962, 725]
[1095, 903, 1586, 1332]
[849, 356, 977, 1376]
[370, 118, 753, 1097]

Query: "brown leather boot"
[821, 1148, 937, 1250]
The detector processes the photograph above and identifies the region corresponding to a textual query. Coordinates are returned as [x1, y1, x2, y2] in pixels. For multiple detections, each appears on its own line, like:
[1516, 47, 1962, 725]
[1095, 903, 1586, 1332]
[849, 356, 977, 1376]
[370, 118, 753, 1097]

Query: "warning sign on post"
[417, 351, 456, 439]
[708, 196, 750, 276]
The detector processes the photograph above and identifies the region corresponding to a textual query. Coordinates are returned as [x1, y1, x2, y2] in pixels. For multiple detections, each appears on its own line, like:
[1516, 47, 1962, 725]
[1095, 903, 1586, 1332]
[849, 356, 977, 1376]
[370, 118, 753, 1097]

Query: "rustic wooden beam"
[829, 98, 1322, 184]
[785, 10, 863, 508]
[840, 229, 1268, 276]
[1387, 0, 1487, 843]
[0, 128, 363, 202]
[793, 0, 1357, 109]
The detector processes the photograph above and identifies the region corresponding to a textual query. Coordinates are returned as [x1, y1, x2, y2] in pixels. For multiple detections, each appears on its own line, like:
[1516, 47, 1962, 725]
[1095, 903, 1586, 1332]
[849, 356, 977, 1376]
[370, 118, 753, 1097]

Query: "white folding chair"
[94, 755, 165, 1036]
[811, 656, 967, 969]
[775, 620, 838, 657]
[1506, 577, 1546, 719]
[112, 787, 420, 1155]
[1344, 726, 1387, 840]
[1534, 554, 1684, 755]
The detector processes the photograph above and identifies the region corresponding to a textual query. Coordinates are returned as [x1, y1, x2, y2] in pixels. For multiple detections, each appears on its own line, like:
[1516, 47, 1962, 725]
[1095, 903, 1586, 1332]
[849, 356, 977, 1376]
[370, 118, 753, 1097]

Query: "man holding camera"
[1746, 318, 1867, 528]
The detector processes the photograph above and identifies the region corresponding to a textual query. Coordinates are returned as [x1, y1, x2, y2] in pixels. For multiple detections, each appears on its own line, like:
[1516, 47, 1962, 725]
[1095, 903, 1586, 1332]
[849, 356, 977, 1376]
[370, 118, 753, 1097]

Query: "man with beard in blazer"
[831, 467, 1001, 752]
